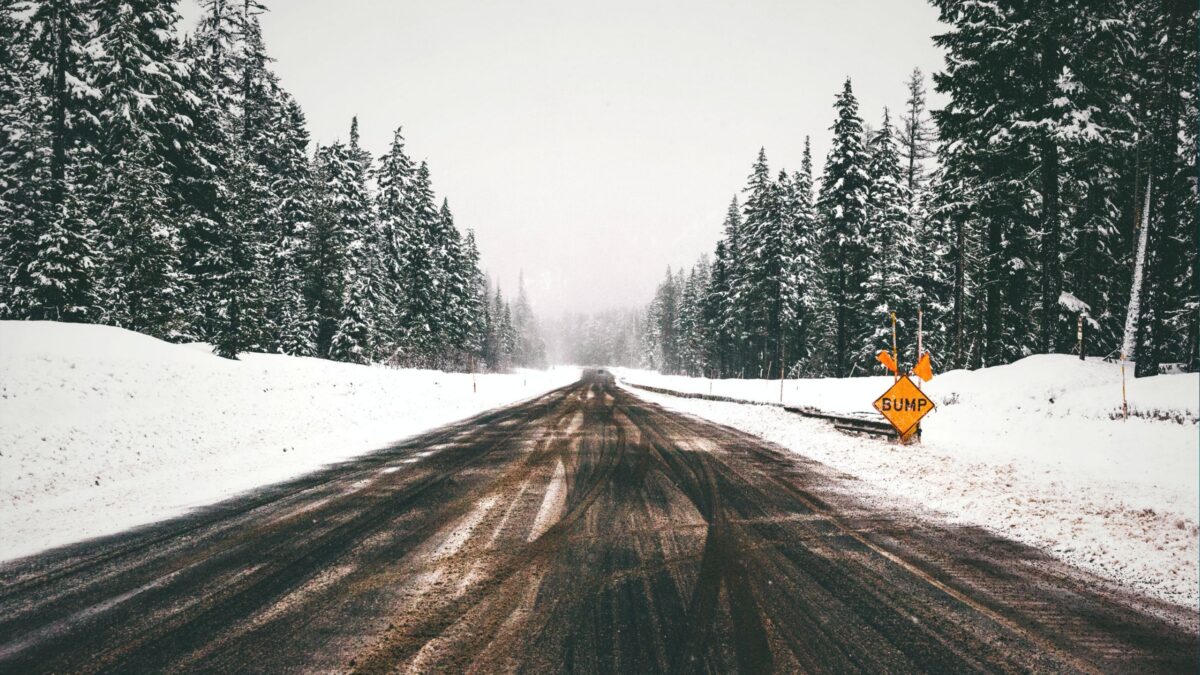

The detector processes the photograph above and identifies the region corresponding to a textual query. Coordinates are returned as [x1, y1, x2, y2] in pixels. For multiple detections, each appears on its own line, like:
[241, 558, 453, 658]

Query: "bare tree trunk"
[1121, 174, 1152, 360]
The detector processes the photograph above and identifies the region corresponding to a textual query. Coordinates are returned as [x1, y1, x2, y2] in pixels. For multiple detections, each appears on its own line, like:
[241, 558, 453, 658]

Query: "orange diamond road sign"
[872, 375, 936, 437]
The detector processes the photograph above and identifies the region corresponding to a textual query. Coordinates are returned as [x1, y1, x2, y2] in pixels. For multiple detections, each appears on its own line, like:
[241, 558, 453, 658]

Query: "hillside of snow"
[618, 357, 1200, 608]
[0, 321, 578, 562]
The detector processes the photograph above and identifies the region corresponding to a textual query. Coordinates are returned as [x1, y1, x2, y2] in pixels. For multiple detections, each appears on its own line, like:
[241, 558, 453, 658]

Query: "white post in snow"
[917, 307, 923, 361]
[1121, 173, 1153, 361]
[1121, 353, 1129, 420]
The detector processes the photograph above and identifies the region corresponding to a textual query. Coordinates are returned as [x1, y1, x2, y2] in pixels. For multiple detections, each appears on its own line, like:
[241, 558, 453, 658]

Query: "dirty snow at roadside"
[0, 321, 578, 562]
[617, 357, 1199, 608]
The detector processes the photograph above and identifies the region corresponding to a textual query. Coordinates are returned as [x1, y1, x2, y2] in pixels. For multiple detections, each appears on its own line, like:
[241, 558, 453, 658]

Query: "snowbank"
[0, 321, 578, 562]
[617, 356, 1199, 608]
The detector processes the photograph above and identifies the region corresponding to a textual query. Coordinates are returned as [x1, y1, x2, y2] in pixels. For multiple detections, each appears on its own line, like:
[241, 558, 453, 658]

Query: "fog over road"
[0, 370, 1194, 673]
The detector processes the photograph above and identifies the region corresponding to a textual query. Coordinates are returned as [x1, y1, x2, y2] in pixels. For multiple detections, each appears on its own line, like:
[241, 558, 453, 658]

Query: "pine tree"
[743, 155, 805, 378]
[28, 0, 99, 210]
[186, 0, 260, 358]
[170, 35, 231, 343]
[674, 257, 709, 375]
[333, 132, 374, 361]
[329, 266, 372, 364]
[265, 95, 318, 356]
[861, 108, 914, 367]
[335, 118, 395, 361]
[437, 198, 470, 360]
[307, 142, 355, 356]
[0, 1, 38, 318]
[25, 185, 99, 321]
[736, 149, 783, 374]
[0, 0, 24, 159]
[787, 139, 819, 373]
[511, 271, 545, 368]
[373, 126, 417, 359]
[646, 268, 680, 373]
[0, 0, 29, 222]
[100, 136, 185, 335]
[10, 0, 103, 322]
[484, 282, 508, 371]
[817, 78, 871, 376]
[459, 229, 487, 367]
[492, 286, 516, 370]
[395, 160, 441, 365]
[900, 67, 935, 231]
[348, 115, 372, 182]
[702, 197, 742, 377]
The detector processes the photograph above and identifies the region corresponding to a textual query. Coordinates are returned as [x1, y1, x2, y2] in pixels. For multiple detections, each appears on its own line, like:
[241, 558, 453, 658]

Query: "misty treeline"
[0, 0, 546, 371]
[627, 0, 1196, 379]
[546, 309, 645, 368]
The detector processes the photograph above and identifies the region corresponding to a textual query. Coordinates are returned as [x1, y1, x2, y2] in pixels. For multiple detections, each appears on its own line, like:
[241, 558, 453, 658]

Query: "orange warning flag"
[914, 352, 934, 382]
[876, 350, 898, 374]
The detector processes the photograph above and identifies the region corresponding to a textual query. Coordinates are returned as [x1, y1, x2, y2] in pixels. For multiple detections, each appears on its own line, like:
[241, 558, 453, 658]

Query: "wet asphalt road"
[0, 369, 1196, 673]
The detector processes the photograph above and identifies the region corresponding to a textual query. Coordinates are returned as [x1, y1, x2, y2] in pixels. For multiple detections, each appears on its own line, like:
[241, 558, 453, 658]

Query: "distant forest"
[570, 0, 1196, 379]
[0, 0, 546, 371]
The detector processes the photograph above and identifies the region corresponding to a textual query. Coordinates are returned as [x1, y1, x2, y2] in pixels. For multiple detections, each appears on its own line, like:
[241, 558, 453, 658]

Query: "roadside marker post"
[890, 312, 899, 382]
[1120, 353, 1129, 420]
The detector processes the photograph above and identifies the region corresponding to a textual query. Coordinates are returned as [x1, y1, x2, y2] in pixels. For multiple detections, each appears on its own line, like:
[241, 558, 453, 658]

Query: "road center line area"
[0, 370, 1194, 673]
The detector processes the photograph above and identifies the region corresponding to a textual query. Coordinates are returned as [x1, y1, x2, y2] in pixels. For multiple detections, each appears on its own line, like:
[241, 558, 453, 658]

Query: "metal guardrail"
[622, 382, 784, 407]
[622, 381, 910, 439]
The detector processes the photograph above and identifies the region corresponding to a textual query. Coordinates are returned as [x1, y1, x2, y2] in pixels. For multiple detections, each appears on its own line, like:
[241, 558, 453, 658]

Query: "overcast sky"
[181, 0, 948, 316]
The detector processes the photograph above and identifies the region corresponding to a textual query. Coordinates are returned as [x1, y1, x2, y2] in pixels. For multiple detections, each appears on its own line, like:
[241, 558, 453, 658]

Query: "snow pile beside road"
[618, 357, 1199, 607]
[0, 321, 578, 562]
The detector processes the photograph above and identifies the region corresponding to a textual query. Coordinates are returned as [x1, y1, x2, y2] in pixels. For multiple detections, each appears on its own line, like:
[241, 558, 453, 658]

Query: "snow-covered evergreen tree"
[899, 67, 935, 232]
[372, 126, 416, 359]
[735, 149, 782, 374]
[89, 0, 192, 336]
[0, 1, 39, 318]
[254, 93, 316, 355]
[861, 108, 914, 368]
[9, 0, 103, 322]
[307, 142, 354, 356]
[394, 160, 442, 365]
[817, 78, 871, 376]
[24, 184, 98, 321]
[99, 137, 185, 335]
[329, 266, 372, 364]
[459, 228, 487, 367]
[786, 138, 819, 374]
[511, 271, 546, 369]
[437, 198, 469, 361]
[701, 197, 742, 377]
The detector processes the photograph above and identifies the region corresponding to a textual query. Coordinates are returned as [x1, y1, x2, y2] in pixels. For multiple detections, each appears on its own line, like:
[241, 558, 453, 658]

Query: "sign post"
[890, 312, 899, 382]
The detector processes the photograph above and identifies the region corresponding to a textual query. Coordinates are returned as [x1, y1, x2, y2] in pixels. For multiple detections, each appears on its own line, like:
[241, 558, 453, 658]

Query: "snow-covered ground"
[0, 321, 578, 563]
[617, 357, 1200, 608]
